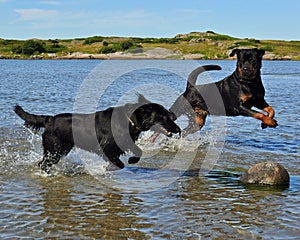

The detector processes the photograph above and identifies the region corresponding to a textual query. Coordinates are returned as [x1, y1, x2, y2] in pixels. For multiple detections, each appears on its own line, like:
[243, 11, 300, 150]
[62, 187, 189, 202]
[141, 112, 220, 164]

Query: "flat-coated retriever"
[15, 94, 181, 173]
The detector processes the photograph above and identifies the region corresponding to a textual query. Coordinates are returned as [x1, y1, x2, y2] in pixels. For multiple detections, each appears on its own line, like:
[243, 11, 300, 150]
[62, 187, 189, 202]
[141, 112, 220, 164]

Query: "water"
[0, 59, 299, 239]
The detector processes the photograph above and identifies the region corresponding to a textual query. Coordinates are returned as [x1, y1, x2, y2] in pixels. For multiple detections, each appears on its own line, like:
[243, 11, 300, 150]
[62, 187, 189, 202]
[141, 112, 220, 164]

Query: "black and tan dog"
[151, 48, 278, 140]
[15, 95, 181, 173]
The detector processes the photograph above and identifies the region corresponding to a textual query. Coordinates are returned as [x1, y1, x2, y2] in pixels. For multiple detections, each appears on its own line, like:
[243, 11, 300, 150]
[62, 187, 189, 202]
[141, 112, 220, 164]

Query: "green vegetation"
[0, 31, 299, 59]
[0, 39, 66, 57]
[11, 39, 66, 55]
[83, 36, 104, 45]
[98, 39, 142, 54]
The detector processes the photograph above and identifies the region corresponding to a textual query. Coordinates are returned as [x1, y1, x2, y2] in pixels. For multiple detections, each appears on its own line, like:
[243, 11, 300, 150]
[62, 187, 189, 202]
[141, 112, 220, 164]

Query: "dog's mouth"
[242, 70, 256, 79]
[238, 65, 259, 80]
[151, 124, 181, 137]
[161, 127, 173, 137]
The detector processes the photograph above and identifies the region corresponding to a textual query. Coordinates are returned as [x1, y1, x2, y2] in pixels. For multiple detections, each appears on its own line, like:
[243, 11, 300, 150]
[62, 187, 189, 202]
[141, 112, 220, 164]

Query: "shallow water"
[0, 60, 299, 239]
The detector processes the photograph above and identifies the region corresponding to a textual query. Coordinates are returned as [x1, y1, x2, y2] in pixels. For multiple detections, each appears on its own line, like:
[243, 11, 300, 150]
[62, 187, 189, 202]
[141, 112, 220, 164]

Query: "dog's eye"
[251, 59, 257, 65]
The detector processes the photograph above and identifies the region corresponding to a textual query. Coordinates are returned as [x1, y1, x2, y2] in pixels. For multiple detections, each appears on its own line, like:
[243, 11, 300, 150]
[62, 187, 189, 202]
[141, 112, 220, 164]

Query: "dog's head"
[132, 95, 181, 137]
[230, 48, 265, 81]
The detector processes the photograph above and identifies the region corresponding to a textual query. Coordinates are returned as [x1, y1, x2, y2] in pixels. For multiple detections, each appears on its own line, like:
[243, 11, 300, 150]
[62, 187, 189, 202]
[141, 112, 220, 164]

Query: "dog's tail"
[186, 65, 222, 91]
[14, 105, 51, 131]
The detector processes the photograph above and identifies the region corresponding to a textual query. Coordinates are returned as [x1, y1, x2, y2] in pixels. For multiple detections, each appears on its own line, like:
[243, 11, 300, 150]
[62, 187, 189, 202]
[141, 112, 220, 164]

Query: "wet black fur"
[15, 95, 180, 173]
[170, 48, 278, 137]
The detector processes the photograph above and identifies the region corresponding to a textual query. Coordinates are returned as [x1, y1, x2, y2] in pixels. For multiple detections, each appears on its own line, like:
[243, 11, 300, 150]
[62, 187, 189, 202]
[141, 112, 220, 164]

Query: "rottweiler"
[151, 48, 278, 140]
[15, 94, 181, 173]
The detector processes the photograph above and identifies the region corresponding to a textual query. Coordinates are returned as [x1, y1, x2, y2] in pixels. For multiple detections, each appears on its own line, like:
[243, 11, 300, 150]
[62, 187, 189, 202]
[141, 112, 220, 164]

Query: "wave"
[4, 123, 227, 181]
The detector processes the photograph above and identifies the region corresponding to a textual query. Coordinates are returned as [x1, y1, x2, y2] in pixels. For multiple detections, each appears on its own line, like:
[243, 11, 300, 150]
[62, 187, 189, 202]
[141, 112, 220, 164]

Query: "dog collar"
[127, 116, 142, 131]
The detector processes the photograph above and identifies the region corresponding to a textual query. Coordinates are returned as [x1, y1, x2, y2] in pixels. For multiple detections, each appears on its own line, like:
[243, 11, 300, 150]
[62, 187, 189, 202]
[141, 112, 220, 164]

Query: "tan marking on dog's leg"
[194, 115, 205, 128]
[194, 108, 207, 129]
[263, 106, 275, 119]
[252, 112, 278, 128]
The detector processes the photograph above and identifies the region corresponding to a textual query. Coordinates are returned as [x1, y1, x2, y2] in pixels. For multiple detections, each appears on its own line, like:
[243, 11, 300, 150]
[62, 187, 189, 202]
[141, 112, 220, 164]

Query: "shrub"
[206, 30, 216, 34]
[83, 36, 104, 45]
[99, 46, 114, 54]
[12, 40, 46, 55]
[23, 40, 46, 55]
[120, 40, 134, 51]
[45, 43, 66, 53]
[247, 38, 260, 43]
[262, 45, 274, 52]
[206, 34, 236, 41]
[99, 40, 143, 54]
[154, 38, 178, 44]
[216, 53, 228, 59]
[140, 38, 156, 43]
[11, 45, 23, 54]
[11, 39, 67, 55]
[99, 44, 120, 54]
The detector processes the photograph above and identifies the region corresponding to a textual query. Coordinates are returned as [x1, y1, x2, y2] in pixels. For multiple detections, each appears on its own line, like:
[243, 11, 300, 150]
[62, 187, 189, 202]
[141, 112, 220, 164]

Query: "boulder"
[240, 161, 290, 186]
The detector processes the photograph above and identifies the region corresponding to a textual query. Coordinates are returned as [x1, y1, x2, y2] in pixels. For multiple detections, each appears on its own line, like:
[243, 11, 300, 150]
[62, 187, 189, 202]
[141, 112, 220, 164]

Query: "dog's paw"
[261, 118, 278, 129]
[270, 119, 278, 128]
[106, 163, 124, 171]
[261, 123, 268, 129]
[128, 156, 140, 164]
[38, 160, 51, 174]
[181, 130, 190, 138]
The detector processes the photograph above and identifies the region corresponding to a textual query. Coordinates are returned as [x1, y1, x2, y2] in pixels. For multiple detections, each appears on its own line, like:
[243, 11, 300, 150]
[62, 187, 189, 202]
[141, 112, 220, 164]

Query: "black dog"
[151, 48, 278, 141]
[15, 95, 181, 173]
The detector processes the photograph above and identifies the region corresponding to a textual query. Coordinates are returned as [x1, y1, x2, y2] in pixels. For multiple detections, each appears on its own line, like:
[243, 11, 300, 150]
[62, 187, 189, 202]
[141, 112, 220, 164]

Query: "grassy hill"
[1, 31, 300, 60]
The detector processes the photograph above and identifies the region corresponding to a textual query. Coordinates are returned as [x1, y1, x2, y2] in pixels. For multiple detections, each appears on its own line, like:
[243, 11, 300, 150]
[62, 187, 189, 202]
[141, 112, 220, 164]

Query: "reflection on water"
[1, 167, 299, 239]
[0, 60, 299, 239]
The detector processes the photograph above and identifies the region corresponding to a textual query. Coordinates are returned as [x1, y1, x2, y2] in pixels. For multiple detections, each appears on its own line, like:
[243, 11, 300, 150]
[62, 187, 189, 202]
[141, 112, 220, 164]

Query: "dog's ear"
[137, 93, 151, 104]
[230, 49, 240, 57]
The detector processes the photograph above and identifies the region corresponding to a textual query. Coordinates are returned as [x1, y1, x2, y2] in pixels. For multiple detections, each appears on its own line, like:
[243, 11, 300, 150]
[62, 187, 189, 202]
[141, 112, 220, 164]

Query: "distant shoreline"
[0, 50, 294, 61]
[0, 55, 294, 61]
[1, 31, 299, 60]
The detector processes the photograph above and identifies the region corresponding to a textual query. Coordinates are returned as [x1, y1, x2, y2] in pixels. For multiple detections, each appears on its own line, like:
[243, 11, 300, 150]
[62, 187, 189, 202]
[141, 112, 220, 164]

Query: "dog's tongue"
[161, 127, 172, 137]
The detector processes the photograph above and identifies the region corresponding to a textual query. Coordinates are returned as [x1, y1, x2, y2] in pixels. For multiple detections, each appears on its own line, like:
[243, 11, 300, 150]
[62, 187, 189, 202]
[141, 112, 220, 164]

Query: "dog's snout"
[171, 122, 181, 134]
[243, 63, 251, 71]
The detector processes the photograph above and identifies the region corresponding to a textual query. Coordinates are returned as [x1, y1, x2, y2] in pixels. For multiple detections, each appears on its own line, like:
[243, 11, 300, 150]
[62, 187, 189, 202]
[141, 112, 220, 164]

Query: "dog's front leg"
[128, 144, 142, 164]
[238, 105, 278, 128]
[102, 151, 125, 169]
[182, 109, 207, 137]
[260, 106, 276, 129]
[106, 157, 125, 169]
[253, 101, 276, 128]
[263, 106, 275, 119]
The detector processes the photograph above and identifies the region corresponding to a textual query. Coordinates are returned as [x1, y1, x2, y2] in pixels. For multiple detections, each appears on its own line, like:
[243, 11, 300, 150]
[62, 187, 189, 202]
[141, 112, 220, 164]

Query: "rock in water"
[240, 162, 290, 186]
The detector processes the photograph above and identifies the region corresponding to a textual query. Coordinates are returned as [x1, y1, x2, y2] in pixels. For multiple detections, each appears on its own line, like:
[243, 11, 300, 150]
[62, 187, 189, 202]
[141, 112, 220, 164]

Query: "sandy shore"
[2, 47, 293, 60]
[57, 48, 293, 60]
